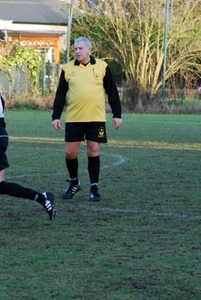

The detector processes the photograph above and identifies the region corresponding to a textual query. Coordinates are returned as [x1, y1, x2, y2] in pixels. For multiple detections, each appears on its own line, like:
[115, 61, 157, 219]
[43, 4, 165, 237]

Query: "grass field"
[1, 110, 201, 300]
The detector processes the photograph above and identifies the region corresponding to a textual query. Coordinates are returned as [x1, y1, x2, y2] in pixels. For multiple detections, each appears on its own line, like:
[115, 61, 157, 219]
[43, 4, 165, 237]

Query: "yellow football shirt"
[62, 59, 107, 122]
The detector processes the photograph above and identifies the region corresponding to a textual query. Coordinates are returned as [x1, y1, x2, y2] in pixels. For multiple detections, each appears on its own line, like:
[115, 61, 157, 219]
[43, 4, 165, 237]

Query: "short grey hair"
[74, 37, 92, 48]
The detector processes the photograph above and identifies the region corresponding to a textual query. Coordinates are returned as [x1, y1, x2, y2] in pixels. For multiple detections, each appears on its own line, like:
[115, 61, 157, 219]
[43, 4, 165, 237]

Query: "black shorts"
[65, 122, 107, 143]
[0, 126, 9, 170]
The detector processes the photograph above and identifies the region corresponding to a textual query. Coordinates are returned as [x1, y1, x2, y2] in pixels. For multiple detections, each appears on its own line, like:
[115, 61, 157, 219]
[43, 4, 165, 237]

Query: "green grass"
[1, 111, 201, 299]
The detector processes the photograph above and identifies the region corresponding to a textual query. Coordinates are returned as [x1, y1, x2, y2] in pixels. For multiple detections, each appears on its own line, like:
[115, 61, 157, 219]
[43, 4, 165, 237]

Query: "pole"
[42, 49, 46, 95]
[66, 0, 74, 63]
[162, 0, 170, 103]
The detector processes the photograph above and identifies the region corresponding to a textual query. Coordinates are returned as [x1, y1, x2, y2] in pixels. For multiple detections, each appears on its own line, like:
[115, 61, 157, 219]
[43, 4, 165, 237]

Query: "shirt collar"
[74, 56, 96, 66]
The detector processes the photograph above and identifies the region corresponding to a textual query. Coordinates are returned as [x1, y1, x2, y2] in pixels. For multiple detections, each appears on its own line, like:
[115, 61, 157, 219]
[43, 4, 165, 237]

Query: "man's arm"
[52, 70, 68, 121]
[103, 66, 122, 119]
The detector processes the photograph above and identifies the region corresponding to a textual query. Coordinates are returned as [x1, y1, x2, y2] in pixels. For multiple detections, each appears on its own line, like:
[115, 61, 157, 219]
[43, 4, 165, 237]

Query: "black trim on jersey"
[103, 67, 121, 118]
[52, 70, 68, 120]
[0, 93, 5, 114]
[0, 93, 5, 127]
[52, 56, 122, 120]
[74, 56, 96, 66]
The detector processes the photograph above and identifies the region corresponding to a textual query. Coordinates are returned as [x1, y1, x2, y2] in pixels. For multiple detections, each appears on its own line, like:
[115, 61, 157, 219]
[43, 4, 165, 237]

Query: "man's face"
[74, 41, 91, 64]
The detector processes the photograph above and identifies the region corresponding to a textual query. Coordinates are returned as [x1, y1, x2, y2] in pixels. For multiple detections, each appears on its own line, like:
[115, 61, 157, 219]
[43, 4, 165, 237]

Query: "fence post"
[42, 49, 46, 95]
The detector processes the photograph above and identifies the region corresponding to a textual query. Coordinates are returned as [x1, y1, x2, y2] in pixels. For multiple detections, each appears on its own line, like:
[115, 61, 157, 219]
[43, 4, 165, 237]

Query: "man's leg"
[0, 170, 56, 220]
[87, 141, 102, 201]
[63, 141, 81, 199]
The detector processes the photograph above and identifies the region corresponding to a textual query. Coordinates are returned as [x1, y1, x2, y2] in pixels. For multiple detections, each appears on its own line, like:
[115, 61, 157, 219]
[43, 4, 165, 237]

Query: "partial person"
[52, 37, 122, 201]
[0, 93, 56, 220]
[198, 83, 201, 100]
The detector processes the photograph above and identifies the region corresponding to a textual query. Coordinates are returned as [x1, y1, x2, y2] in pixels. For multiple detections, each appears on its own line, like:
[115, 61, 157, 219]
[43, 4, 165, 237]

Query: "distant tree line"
[60, 0, 201, 105]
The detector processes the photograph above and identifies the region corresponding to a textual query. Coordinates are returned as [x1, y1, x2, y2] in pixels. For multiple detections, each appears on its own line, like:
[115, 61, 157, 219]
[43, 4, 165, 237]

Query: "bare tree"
[72, 0, 201, 94]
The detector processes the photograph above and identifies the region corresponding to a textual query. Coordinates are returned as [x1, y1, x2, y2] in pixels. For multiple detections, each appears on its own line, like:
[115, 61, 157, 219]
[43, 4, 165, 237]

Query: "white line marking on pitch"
[78, 204, 201, 220]
[6, 152, 128, 179]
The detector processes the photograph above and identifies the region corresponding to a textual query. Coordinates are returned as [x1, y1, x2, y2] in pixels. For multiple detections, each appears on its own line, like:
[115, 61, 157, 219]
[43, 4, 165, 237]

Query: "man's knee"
[65, 142, 80, 159]
[0, 169, 5, 182]
[87, 142, 100, 156]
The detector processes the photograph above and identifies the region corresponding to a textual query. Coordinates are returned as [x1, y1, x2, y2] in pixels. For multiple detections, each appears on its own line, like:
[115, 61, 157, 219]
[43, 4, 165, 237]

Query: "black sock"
[90, 184, 98, 191]
[88, 156, 100, 185]
[0, 181, 45, 204]
[66, 157, 78, 183]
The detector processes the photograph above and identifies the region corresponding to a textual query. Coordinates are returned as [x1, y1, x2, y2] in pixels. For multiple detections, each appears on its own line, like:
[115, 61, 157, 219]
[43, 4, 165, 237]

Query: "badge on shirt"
[93, 71, 101, 81]
[98, 127, 105, 138]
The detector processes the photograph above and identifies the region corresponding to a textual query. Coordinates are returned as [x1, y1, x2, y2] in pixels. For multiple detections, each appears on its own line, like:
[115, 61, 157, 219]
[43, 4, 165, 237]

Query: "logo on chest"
[93, 71, 101, 81]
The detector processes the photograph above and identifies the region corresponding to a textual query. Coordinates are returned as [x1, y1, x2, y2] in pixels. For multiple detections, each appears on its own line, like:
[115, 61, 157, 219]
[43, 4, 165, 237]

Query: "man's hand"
[112, 118, 122, 130]
[52, 119, 61, 130]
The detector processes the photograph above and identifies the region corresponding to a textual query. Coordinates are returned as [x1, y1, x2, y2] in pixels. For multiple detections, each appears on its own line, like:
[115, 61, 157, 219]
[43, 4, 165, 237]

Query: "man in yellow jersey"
[52, 37, 122, 201]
